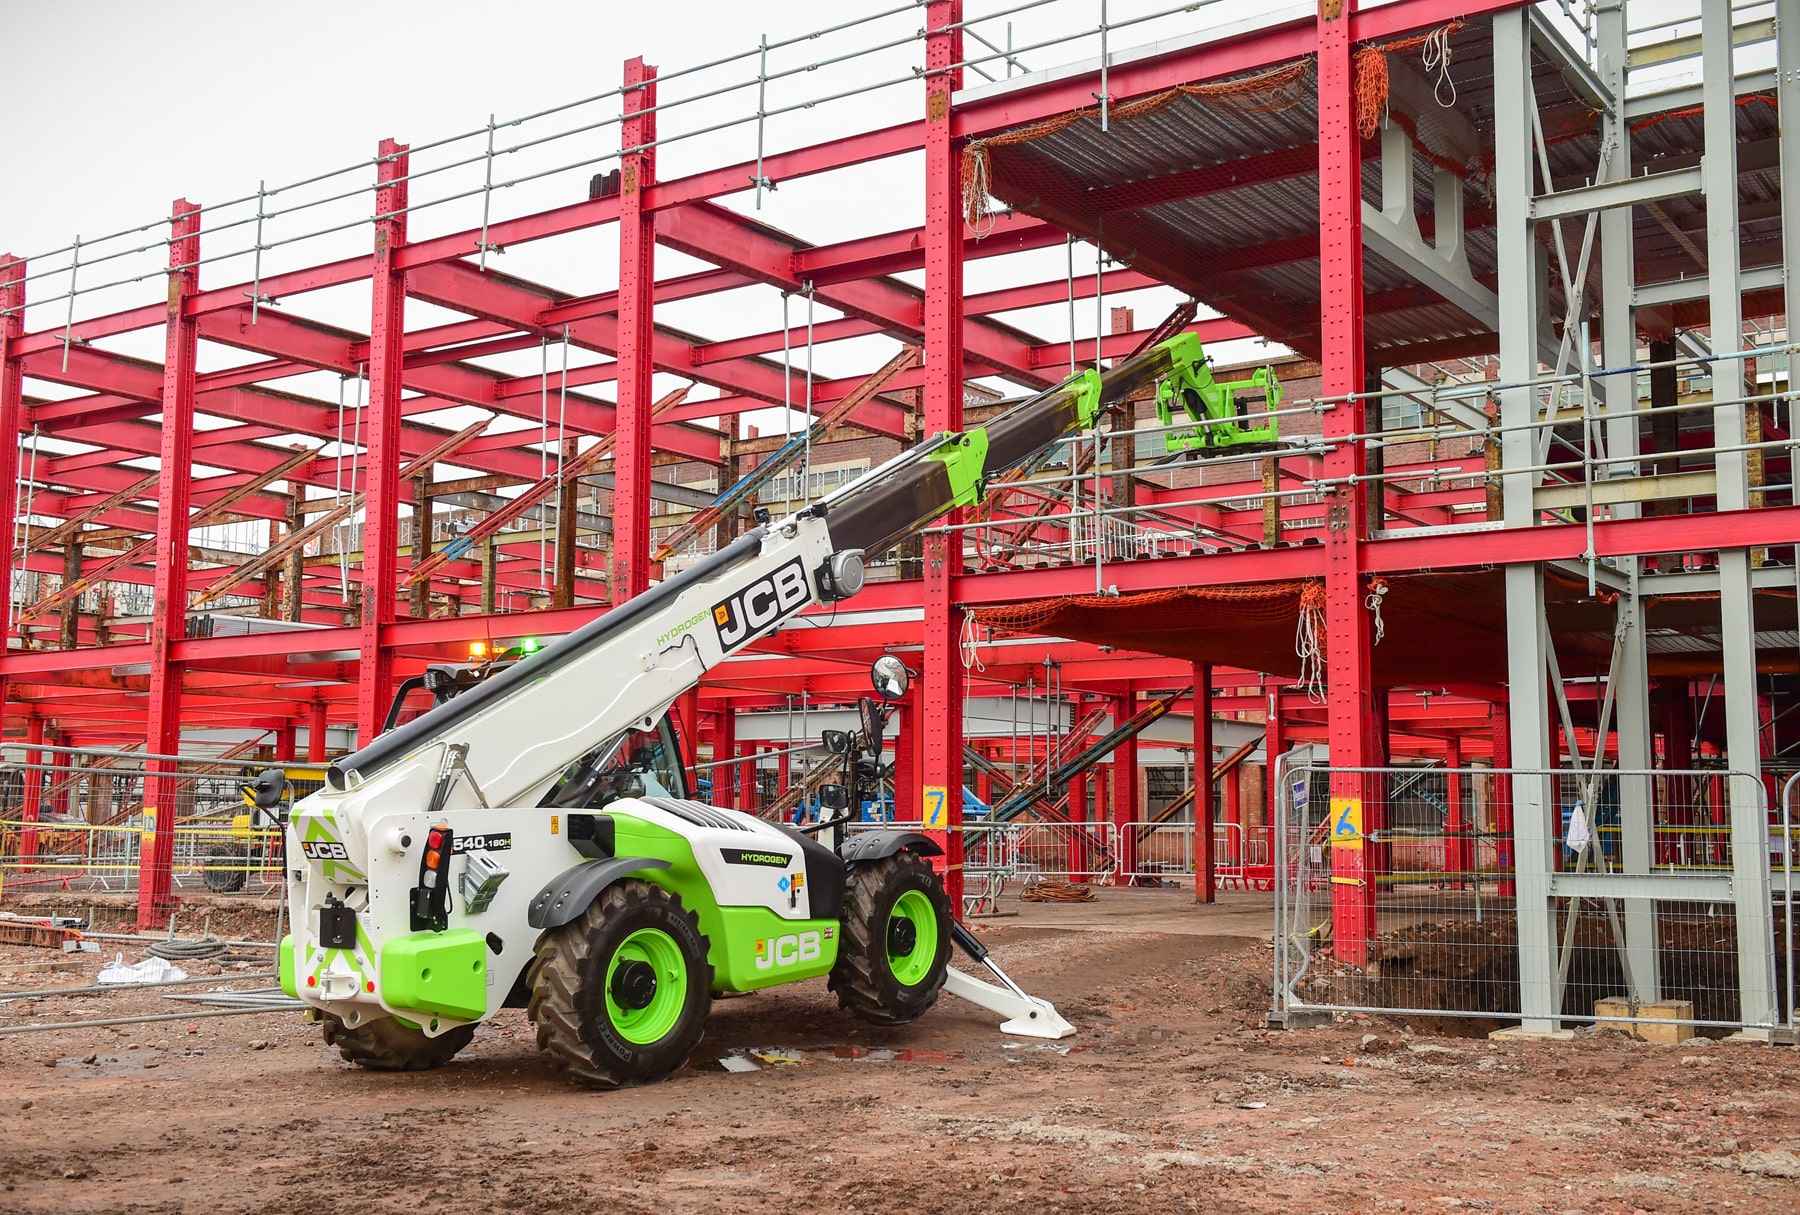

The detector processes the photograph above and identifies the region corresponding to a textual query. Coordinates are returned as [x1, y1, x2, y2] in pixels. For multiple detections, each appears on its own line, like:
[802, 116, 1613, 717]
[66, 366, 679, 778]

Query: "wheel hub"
[610, 959, 658, 1010]
[887, 915, 918, 957]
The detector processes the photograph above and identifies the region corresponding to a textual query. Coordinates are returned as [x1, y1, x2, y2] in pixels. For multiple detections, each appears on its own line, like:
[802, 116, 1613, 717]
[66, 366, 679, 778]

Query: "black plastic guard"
[526, 857, 671, 930]
[836, 829, 944, 865]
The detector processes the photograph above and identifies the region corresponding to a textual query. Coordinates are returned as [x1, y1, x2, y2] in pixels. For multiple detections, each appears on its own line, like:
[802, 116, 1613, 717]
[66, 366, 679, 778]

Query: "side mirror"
[240, 767, 288, 811]
[817, 783, 850, 811]
[859, 697, 887, 756]
[820, 729, 851, 755]
[870, 655, 910, 701]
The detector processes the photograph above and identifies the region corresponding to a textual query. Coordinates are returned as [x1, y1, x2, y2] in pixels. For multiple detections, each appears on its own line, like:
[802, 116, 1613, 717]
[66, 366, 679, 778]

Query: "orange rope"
[1629, 92, 1777, 133]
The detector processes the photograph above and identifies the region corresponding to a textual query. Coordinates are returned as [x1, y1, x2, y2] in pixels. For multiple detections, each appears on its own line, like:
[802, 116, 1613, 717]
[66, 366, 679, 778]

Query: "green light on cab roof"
[520, 637, 541, 654]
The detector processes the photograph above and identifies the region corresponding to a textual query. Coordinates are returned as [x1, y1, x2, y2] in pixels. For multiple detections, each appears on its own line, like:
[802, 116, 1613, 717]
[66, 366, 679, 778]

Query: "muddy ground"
[1, 888, 1798, 1214]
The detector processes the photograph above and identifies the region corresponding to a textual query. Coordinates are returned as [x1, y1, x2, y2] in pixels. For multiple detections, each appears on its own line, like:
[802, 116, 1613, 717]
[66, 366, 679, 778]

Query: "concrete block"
[1488, 1025, 1575, 1040]
[1595, 997, 1695, 1044]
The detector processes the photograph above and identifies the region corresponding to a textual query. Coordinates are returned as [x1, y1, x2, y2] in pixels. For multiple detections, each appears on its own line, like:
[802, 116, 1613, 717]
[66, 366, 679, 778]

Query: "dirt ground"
[2, 888, 1799, 1214]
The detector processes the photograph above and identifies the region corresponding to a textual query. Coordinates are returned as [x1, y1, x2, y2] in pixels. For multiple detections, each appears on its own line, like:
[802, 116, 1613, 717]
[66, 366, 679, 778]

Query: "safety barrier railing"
[3, 0, 1288, 334]
[0, 743, 289, 895]
[1274, 761, 1789, 1035]
[936, 340, 1800, 593]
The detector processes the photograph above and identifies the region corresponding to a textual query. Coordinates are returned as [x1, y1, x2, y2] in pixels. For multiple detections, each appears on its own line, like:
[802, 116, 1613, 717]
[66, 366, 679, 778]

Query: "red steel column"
[355, 141, 409, 747]
[139, 199, 201, 928]
[1224, 764, 1242, 864]
[893, 700, 916, 821]
[19, 715, 43, 865]
[0, 255, 24, 673]
[614, 57, 659, 604]
[48, 744, 71, 818]
[308, 700, 328, 763]
[1196, 665, 1216, 903]
[716, 701, 737, 809]
[1111, 692, 1140, 882]
[1445, 734, 1468, 885]
[1491, 695, 1515, 896]
[1318, 0, 1379, 963]
[1265, 688, 1286, 832]
[922, 0, 966, 912]
[276, 723, 297, 764]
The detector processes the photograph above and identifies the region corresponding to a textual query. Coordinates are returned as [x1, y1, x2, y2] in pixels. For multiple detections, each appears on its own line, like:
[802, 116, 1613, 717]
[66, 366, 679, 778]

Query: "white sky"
[0, 0, 1233, 403]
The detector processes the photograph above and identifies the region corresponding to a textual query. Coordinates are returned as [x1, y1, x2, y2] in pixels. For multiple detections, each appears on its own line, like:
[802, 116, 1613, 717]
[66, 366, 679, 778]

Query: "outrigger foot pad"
[943, 919, 1077, 1040]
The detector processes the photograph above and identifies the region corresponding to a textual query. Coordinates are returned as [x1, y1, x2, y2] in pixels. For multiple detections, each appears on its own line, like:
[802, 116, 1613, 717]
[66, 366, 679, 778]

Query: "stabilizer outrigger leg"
[944, 920, 1076, 1040]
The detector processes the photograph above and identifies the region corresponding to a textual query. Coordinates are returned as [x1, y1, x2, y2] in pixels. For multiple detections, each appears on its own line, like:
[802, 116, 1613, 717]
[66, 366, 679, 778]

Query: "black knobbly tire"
[526, 879, 713, 1090]
[320, 1013, 474, 1071]
[829, 850, 952, 1026]
[201, 845, 247, 894]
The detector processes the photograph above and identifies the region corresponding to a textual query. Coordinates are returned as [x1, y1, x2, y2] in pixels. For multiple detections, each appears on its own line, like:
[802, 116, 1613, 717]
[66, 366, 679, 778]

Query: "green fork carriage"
[1152, 337, 1282, 454]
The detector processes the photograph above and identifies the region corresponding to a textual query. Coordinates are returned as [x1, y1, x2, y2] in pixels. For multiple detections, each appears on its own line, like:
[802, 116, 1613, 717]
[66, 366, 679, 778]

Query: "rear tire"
[829, 850, 952, 1025]
[527, 879, 712, 1090]
[201, 845, 247, 894]
[320, 1013, 474, 1071]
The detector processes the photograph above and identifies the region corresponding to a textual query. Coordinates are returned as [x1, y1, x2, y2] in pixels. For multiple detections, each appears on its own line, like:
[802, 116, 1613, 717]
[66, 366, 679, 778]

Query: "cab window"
[541, 716, 688, 809]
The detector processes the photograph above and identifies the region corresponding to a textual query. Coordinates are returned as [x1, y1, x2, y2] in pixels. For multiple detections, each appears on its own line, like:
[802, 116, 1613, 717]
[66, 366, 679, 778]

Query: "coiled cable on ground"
[1020, 878, 1097, 903]
[145, 937, 230, 962]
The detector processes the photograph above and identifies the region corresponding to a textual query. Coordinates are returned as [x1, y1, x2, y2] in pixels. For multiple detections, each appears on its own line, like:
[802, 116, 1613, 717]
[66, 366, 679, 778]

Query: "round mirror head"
[871, 654, 910, 701]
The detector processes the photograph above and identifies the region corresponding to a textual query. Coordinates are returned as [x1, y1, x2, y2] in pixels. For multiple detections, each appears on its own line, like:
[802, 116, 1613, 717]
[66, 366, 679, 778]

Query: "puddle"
[715, 1044, 967, 1072]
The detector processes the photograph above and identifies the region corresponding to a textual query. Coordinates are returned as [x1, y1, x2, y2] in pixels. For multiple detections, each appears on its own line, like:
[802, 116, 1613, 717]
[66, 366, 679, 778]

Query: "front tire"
[829, 850, 952, 1025]
[320, 1013, 474, 1071]
[201, 845, 247, 894]
[527, 879, 712, 1090]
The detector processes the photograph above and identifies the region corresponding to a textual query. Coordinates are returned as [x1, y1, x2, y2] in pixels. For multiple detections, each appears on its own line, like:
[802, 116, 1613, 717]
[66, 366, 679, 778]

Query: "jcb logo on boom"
[712, 558, 810, 653]
[753, 930, 821, 971]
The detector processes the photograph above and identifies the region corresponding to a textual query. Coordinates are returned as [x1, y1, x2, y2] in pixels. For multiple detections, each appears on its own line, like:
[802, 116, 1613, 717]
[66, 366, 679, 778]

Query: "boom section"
[322, 518, 837, 815]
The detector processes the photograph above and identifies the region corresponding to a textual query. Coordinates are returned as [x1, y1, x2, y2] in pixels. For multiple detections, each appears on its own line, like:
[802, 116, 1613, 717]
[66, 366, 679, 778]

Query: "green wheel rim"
[605, 927, 688, 1045]
[887, 889, 939, 987]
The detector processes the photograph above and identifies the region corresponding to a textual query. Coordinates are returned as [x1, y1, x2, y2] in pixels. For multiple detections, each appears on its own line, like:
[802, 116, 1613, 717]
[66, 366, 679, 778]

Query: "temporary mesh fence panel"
[1273, 763, 1791, 1035]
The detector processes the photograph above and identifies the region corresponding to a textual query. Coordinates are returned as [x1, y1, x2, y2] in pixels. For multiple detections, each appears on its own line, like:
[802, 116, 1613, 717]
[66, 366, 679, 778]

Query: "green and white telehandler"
[273, 330, 1278, 1088]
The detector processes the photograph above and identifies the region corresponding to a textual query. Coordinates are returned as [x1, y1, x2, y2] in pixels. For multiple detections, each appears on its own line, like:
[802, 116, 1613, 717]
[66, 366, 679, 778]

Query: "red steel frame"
[0, 0, 1737, 929]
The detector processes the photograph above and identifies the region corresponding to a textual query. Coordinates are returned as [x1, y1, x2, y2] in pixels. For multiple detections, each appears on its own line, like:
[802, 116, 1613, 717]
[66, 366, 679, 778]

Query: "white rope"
[538, 335, 549, 591]
[1295, 591, 1326, 705]
[1364, 577, 1389, 646]
[965, 140, 997, 238]
[334, 376, 347, 601]
[1421, 27, 1456, 108]
[554, 325, 569, 594]
[802, 282, 814, 503]
[959, 609, 988, 673]
[11, 430, 40, 628]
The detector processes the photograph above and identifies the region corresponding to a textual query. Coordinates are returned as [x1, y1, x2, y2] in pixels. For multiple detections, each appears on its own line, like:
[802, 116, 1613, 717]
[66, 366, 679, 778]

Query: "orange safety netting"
[970, 570, 1800, 686]
[964, 21, 1491, 236]
[962, 59, 1313, 231]
[969, 571, 1522, 688]
[1628, 92, 1777, 135]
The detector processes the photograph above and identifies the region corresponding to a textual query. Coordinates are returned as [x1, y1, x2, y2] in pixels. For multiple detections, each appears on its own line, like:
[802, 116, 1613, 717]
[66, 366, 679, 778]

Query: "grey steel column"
[1704, 0, 1778, 1034]
[1495, 7, 1560, 1031]
[1595, 0, 1660, 1003]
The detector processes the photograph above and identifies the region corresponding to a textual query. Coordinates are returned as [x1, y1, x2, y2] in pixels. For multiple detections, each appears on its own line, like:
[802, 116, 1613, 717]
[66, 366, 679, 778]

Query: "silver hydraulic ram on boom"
[281, 331, 1277, 1084]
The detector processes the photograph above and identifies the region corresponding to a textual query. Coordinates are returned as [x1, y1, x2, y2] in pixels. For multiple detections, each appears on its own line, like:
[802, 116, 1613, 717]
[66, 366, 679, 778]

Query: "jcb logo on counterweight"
[753, 930, 822, 971]
[300, 840, 350, 861]
[712, 558, 809, 653]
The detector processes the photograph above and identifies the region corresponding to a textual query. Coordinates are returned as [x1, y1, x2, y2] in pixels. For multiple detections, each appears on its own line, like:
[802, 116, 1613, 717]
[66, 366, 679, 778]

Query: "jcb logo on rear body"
[713, 559, 810, 653]
[753, 930, 821, 971]
[300, 840, 349, 861]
